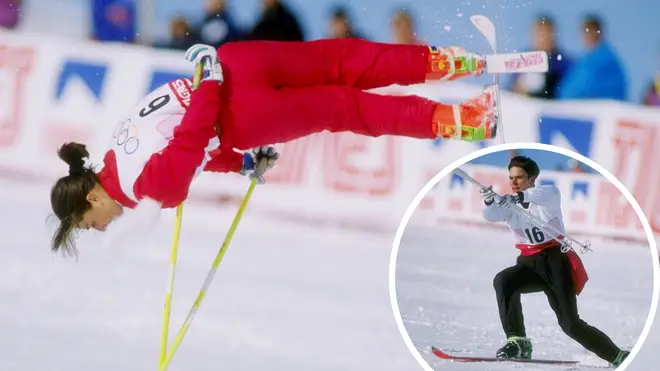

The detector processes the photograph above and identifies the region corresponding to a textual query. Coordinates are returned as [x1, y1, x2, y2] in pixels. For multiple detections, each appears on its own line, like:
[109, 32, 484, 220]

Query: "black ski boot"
[496, 336, 533, 359]
[611, 350, 630, 367]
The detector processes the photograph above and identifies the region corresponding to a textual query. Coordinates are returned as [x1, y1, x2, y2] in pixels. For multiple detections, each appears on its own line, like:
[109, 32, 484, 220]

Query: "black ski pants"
[493, 246, 621, 363]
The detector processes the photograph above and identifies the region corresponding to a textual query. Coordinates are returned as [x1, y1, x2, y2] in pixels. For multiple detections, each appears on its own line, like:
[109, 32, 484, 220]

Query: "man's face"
[533, 23, 554, 51]
[392, 14, 412, 40]
[582, 22, 600, 49]
[262, 0, 277, 9]
[509, 166, 535, 193]
[328, 17, 349, 38]
[205, 0, 224, 13]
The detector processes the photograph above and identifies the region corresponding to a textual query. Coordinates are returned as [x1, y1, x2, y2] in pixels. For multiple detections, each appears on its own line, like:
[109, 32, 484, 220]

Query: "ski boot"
[434, 84, 499, 142]
[496, 336, 533, 360]
[611, 350, 630, 367]
[427, 46, 485, 80]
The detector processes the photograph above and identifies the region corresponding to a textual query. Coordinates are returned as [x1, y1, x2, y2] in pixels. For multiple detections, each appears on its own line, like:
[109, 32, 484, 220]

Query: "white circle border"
[388, 142, 660, 371]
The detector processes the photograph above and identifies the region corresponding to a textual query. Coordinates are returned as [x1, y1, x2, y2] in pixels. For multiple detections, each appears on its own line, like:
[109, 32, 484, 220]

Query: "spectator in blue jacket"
[557, 15, 627, 101]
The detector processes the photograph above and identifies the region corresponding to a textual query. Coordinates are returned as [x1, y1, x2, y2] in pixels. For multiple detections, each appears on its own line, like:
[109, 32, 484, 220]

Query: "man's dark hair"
[582, 14, 603, 37]
[331, 6, 349, 21]
[508, 155, 540, 179]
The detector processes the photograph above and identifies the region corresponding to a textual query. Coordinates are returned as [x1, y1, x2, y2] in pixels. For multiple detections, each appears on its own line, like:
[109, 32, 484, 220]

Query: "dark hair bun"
[58, 142, 90, 176]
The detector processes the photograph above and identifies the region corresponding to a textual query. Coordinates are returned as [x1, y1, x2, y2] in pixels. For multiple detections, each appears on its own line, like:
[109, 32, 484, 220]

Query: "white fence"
[1, 30, 659, 242]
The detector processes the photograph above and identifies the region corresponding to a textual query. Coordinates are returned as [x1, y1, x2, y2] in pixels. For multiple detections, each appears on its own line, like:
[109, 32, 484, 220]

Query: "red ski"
[431, 346, 581, 365]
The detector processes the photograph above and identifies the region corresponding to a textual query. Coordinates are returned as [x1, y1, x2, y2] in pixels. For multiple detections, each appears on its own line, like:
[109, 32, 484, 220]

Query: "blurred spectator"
[390, 8, 422, 44]
[197, 0, 242, 47]
[642, 75, 660, 106]
[326, 6, 366, 39]
[91, 0, 136, 42]
[154, 16, 201, 51]
[567, 159, 586, 173]
[642, 53, 660, 106]
[557, 15, 627, 101]
[0, 0, 21, 29]
[509, 15, 572, 99]
[247, 0, 304, 41]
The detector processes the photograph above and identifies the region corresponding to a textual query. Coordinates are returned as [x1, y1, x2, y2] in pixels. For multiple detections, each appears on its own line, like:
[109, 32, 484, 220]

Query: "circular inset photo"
[390, 143, 659, 371]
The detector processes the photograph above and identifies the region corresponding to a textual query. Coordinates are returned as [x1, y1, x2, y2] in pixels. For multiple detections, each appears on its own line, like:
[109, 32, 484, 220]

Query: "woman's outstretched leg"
[221, 84, 497, 150]
[217, 38, 485, 91]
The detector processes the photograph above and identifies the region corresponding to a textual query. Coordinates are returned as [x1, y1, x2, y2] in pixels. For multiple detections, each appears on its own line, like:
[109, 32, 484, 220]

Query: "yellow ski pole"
[159, 204, 183, 365]
[158, 161, 267, 371]
[159, 62, 205, 366]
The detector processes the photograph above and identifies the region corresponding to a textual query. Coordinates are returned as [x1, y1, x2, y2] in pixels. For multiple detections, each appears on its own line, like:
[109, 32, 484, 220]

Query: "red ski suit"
[204, 38, 446, 173]
[98, 38, 461, 209]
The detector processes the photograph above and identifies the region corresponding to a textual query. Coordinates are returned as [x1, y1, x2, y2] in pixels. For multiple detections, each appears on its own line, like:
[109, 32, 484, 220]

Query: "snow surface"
[0, 180, 412, 371]
[0, 178, 658, 371]
[395, 223, 657, 371]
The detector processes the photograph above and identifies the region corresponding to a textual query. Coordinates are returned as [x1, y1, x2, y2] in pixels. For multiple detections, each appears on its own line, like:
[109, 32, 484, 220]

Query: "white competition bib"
[105, 79, 219, 202]
[508, 203, 565, 247]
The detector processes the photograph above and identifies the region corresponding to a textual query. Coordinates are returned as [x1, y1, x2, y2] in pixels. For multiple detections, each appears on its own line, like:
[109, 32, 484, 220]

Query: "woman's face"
[77, 187, 122, 232]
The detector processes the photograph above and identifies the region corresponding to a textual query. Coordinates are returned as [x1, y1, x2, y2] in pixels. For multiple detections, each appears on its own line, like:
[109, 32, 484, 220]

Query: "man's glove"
[239, 146, 279, 184]
[480, 185, 497, 205]
[497, 193, 521, 208]
[184, 44, 223, 83]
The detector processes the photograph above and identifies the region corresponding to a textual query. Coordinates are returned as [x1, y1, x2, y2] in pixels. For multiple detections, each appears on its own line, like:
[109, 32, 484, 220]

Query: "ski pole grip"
[192, 62, 204, 89]
[248, 158, 270, 184]
[256, 158, 269, 173]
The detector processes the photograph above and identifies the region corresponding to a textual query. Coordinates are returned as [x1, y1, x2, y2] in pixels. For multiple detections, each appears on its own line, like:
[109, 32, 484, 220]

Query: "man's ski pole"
[452, 167, 591, 253]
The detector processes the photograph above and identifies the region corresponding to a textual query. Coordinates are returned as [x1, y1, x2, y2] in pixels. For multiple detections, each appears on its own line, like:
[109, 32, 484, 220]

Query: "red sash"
[514, 238, 589, 296]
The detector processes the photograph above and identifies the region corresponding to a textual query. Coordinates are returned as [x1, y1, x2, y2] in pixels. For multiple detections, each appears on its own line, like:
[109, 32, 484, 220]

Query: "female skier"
[49, 38, 498, 255]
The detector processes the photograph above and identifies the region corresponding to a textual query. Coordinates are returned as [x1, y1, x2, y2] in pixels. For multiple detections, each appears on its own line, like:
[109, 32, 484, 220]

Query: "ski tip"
[469, 15, 492, 25]
[430, 346, 452, 359]
[469, 15, 495, 33]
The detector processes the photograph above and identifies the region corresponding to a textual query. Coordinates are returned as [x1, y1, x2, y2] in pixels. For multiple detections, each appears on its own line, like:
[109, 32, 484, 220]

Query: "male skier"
[480, 156, 630, 367]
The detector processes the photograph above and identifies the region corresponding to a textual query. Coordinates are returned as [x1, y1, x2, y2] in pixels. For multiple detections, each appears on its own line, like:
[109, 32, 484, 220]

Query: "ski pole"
[160, 204, 183, 365]
[451, 167, 592, 253]
[159, 61, 205, 367]
[158, 159, 268, 371]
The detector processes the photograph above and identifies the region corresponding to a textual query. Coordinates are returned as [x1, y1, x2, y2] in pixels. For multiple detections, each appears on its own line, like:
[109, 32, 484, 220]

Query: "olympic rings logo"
[112, 118, 140, 155]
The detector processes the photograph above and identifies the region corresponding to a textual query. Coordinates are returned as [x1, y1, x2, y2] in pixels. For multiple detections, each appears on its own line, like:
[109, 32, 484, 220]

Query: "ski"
[431, 346, 581, 365]
[483, 51, 549, 74]
[470, 14, 507, 143]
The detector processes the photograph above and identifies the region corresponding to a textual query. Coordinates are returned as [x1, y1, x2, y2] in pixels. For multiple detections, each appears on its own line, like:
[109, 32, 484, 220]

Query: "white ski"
[484, 51, 549, 74]
[470, 15, 510, 143]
